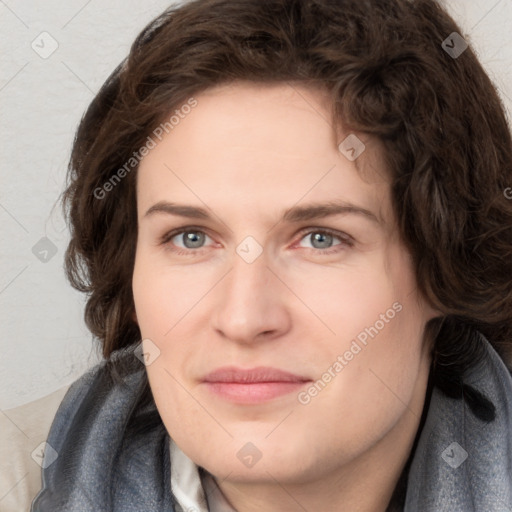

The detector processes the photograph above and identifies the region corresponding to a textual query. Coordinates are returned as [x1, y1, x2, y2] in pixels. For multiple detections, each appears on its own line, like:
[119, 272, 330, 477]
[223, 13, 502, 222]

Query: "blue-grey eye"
[298, 231, 343, 250]
[175, 231, 208, 249]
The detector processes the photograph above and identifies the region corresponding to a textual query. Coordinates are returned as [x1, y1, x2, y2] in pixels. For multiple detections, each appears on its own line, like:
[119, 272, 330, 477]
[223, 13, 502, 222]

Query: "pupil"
[312, 232, 332, 249]
[184, 232, 204, 248]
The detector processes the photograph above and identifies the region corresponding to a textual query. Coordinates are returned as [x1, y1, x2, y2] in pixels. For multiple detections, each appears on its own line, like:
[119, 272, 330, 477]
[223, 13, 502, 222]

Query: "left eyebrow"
[143, 199, 381, 225]
[282, 200, 381, 224]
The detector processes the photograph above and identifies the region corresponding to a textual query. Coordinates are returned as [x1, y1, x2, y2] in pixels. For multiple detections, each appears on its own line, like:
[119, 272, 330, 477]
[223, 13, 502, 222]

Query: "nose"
[210, 249, 291, 345]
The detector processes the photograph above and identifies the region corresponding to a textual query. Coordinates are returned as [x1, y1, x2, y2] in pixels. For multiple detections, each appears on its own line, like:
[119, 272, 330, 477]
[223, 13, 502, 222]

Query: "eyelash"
[158, 226, 354, 256]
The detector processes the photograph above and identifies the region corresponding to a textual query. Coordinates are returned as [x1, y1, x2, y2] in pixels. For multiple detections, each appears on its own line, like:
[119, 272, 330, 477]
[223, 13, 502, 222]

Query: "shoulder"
[31, 347, 169, 511]
[0, 385, 70, 512]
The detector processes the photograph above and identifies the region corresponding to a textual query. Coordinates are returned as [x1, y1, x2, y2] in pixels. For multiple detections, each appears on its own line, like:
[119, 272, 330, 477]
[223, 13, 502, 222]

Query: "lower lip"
[204, 381, 310, 403]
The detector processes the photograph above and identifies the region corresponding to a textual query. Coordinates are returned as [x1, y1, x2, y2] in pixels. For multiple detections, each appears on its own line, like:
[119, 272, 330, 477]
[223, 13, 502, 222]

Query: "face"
[132, 81, 437, 487]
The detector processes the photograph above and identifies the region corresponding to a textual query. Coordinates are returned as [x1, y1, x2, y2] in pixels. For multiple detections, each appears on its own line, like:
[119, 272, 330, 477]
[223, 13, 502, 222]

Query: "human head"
[62, 0, 512, 485]
[128, 79, 439, 507]
[64, 0, 512, 373]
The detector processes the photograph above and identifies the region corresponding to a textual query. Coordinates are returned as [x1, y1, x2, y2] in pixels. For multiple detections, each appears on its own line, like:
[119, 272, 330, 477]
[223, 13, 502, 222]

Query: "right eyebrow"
[144, 202, 210, 220]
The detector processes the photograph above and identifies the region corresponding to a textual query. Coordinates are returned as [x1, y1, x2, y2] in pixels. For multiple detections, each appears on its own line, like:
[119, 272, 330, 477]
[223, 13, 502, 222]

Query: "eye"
[296, 228, 353, 254]
[159, 227, 214, 254]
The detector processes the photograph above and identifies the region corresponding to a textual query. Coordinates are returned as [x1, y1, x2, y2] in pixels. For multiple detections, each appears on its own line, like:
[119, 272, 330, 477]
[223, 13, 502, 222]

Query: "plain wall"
[1, 0, 511, 410]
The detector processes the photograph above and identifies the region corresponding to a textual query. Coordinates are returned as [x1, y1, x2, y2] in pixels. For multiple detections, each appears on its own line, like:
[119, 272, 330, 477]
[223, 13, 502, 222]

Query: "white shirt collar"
[170, 437, 237, 512]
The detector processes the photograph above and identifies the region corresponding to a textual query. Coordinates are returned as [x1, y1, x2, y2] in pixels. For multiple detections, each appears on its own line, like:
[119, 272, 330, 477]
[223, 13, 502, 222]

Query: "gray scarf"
[31, 333, 512, 511]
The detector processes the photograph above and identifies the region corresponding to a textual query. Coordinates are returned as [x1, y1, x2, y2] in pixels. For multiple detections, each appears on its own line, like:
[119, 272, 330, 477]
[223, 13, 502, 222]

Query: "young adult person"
[31, 0, 512, 510]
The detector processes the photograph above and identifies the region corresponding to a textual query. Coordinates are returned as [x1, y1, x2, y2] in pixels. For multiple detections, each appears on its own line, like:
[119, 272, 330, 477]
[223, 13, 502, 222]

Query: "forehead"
[136, 81, 392, 228]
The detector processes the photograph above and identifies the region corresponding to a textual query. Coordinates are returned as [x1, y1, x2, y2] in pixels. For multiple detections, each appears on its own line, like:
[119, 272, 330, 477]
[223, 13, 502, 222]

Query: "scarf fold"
[31, 333, 512, 511]
[405, 334, 512, 511]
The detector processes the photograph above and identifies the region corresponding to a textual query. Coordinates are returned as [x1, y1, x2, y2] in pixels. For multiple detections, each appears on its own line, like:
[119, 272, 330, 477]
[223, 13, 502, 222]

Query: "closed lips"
[202, 367, 311, 383]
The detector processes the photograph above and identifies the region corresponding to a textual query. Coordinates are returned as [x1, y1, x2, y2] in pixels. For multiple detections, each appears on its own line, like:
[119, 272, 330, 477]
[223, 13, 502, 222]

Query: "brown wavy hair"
[62, 0, 512, 412]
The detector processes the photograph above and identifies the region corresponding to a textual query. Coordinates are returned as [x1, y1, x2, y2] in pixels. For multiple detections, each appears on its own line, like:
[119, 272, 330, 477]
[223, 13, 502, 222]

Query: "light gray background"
[1, 0, 511, 410]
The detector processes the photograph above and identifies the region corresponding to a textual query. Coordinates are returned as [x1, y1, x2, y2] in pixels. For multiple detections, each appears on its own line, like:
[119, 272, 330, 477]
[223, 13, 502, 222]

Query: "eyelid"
[294, 226, 354, 246]
[158, 225, 216, 247]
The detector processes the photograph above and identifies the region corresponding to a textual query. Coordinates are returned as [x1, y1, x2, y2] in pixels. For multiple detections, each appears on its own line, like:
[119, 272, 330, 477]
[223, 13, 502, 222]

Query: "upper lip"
[202, 366, 311, 383]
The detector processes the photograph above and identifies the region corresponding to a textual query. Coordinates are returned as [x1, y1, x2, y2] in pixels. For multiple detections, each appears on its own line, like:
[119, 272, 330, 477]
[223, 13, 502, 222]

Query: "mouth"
[201, 366, 312, 404]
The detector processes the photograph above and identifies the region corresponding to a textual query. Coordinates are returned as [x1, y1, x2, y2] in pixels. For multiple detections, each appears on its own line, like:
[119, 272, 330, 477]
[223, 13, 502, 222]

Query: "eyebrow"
[143, 200, 381, 225]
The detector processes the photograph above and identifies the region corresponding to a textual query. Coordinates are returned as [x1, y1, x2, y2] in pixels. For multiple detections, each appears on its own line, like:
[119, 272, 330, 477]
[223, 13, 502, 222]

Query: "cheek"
[286, 251, 401, 344]
[132, 246, 210, 338]
[296, 248, 428, 436]
[132, 250, 211, 436]
[300, 308, 428, 466]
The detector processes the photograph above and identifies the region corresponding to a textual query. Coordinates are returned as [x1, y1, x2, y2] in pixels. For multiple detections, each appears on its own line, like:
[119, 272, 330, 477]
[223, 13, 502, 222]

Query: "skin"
[132, 81, 439, 512]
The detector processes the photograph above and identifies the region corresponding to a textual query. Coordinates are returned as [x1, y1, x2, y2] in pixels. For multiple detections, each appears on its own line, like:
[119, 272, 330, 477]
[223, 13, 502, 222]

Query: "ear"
[132, 309, 138, 324]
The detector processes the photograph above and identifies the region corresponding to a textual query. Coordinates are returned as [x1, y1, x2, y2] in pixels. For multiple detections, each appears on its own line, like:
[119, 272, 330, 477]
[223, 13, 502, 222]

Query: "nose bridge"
[223, 247, 272, 313]
[211, 244, 288, 342]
